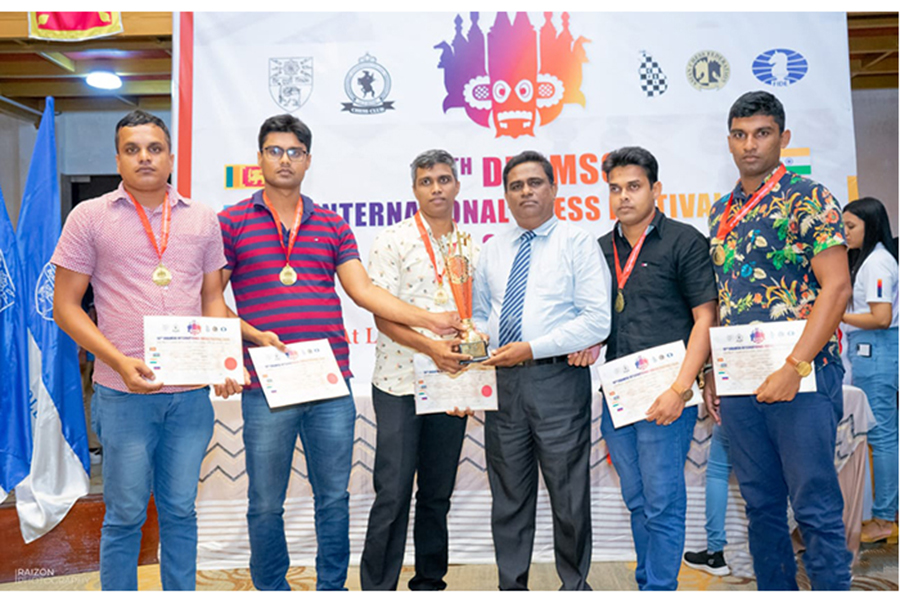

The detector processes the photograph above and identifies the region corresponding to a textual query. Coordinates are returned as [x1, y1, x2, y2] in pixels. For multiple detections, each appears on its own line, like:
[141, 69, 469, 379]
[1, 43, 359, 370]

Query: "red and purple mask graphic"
[435, 12, 589, 138]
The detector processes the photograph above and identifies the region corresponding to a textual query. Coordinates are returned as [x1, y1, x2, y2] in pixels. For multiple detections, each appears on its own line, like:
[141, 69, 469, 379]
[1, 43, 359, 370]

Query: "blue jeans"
[849, 327, 899, 521]
[92, 384, 214, 591]
[241, 385, 355, 591]
[601, 400, 697, 591]
[720, 362, 851, 590]
[705, 423, 732, 553]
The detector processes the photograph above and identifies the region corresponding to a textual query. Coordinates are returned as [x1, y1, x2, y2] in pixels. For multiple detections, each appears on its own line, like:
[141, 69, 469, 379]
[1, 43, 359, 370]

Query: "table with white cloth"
[193, 382, 873, 579]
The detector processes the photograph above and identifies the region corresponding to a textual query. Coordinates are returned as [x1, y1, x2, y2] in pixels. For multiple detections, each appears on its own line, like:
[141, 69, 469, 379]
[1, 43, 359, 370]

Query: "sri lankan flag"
[781, 147, 811, 176]
[28, 12, 122, 41]
[225, 165, 265, 189]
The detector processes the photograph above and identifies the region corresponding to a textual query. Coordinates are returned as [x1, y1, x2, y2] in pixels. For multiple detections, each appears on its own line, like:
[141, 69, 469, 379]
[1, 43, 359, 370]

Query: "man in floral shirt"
[705, 91, 852, 590]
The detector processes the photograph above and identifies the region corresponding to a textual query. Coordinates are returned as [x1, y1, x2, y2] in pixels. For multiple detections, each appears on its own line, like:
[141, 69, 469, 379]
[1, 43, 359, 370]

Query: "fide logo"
[342, 52, 394, 115]
[752, 48, 808, 87]
[686, 50, 730, 91]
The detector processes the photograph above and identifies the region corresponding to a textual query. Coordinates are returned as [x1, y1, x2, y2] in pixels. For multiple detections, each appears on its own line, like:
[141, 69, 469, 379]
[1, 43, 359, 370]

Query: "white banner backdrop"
[175, 12, 856, 578]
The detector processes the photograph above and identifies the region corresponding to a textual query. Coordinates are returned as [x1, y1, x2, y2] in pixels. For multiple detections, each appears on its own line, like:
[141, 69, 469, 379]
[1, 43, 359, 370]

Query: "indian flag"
[781, 147, 811, 175]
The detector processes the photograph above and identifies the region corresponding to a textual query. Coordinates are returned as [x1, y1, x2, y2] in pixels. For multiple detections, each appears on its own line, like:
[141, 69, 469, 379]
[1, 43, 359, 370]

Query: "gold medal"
[434, 286, 449, 305]
[152, 264, 172, 287]
[279, 264, 298, 286]
[615, 290, 625, 313]
[712, 244, 726, 266]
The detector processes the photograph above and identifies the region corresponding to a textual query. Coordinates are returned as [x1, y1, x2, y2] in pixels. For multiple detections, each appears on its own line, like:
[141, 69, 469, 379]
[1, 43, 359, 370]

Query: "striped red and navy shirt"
[218, 191, 359, 386]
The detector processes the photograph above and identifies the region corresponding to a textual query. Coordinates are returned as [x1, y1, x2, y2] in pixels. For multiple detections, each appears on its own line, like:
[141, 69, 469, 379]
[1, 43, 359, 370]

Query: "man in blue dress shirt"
[473, 150, 612, 590]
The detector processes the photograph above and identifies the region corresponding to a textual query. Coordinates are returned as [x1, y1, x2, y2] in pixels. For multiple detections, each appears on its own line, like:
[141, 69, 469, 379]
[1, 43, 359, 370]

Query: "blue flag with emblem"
[14, 97, 89, 543]
[0, 185, 32, 502]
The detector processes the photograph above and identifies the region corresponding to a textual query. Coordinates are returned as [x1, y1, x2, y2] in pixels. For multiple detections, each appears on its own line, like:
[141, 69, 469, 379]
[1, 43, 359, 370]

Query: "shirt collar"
[252, 189, 315, 226]
[111, 182, 189, 208]
[514, 215, 557, 239]
[614, 208, 665, 240]
[732, 162, 787, 202]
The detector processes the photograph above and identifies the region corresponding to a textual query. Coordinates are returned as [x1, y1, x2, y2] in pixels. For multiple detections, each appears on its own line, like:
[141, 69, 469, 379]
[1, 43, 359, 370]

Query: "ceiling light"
[86, 71, 122, 90]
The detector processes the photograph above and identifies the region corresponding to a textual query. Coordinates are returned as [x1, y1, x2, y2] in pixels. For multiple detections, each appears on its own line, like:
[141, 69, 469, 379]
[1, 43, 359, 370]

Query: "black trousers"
[485, 362, 593, 590]
[359, 386, 468, 590]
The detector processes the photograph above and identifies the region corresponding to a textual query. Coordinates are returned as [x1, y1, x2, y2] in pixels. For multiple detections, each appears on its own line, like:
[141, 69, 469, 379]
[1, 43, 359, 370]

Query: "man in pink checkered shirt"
[52, 110, 242, 591]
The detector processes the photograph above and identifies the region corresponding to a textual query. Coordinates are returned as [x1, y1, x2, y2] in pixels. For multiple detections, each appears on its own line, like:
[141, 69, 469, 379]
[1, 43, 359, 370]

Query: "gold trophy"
[441, 230, 488, 362]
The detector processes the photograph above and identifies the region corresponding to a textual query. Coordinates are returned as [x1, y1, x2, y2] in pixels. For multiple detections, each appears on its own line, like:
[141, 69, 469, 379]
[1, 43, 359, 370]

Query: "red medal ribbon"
[612, 224, 651, 292]
[126, 189, 170, 263]
[262, 192, 304, 266]
[716, 163, 787, 241]
[414, 211, 453, 288]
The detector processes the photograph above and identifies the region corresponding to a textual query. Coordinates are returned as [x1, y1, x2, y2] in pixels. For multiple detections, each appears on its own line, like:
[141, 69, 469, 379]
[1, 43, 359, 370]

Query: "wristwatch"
[670, 382, 694, 402]
[786, 355, 813, 378]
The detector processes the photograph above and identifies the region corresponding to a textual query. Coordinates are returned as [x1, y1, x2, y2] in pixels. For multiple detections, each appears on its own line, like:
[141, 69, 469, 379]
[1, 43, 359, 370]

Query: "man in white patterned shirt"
[360, 149, 477, 590]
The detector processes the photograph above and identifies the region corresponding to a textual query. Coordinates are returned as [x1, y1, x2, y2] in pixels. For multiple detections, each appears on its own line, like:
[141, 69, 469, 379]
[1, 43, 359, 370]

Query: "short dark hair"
[602, 146, 659, 186]
[844, 196, 898, 283]
[410, 149, 457, 185]
[115, 110, 171, 153]
[502, 150, 554, 191]
[258, 114, 312, 152]
[728, 91, 786, 133]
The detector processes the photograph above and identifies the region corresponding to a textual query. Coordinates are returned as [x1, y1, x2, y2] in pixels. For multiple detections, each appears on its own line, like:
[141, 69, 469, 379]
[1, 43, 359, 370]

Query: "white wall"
[852, 87, 899, 235]
[1, 109, 171, 228]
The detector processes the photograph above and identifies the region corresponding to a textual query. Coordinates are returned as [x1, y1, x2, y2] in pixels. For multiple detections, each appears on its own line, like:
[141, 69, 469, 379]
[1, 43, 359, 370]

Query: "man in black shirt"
[588, 147, 717, 590]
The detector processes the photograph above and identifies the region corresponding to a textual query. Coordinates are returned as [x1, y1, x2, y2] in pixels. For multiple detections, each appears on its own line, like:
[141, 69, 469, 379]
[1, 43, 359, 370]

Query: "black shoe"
[683, 549, 730, 576]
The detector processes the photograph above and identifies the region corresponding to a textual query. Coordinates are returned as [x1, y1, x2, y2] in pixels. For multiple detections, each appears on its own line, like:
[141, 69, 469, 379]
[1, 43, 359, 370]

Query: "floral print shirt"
[708, 165, 846, 367]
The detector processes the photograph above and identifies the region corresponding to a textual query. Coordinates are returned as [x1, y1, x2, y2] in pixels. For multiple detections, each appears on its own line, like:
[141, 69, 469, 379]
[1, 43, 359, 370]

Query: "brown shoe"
[860, 518, 896, 543]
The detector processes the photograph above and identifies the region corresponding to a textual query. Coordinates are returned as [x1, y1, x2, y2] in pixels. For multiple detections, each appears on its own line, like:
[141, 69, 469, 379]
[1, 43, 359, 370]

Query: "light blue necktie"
[498, 230, 536, 347]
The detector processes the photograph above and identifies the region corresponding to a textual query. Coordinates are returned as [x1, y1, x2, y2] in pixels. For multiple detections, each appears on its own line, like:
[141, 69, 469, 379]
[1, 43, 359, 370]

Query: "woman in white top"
[841, 197, 899, 543]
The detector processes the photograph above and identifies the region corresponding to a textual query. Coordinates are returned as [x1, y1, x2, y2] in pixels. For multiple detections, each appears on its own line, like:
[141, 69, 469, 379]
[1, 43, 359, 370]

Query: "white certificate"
[249, 339, 348, 408]
[597, 340, 701, 429]
[144, 316, 243, 386]
[413, 354, 498, 415]
[709, 320, 817, 396]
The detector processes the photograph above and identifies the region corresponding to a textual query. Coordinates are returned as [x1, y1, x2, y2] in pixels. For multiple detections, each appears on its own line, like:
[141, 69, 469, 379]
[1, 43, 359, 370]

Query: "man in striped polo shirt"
[218, 114, 461, 591]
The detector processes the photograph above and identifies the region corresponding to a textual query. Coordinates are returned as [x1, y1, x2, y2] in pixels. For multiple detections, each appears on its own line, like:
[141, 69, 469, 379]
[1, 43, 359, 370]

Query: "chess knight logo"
[343, 52, 394, 114]
[269, 57, 313, 112]
[435, 12, 589, 138]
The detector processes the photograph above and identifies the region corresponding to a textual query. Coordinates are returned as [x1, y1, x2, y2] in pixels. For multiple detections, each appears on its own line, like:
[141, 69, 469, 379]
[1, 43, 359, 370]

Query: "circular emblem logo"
[752, 48, 808, 87]
[35, 262, 55, 321]
[686, 50, 730, 91]
[343, 53, 394, 115]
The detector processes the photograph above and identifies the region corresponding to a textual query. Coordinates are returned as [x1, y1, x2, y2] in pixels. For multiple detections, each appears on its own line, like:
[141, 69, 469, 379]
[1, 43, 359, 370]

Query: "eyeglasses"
[263, 146, 308, 161]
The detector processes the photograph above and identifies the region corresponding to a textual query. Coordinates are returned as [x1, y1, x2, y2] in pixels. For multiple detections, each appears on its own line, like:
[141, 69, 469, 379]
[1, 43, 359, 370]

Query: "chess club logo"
[35, 262, 55, 321]
[187, 321, 202, 336]
[638, 50, 667, 98]
[635, 356, 649, 371]
[686, 50, 730, 91]
[752, 48, 808, 87]
[435, 11, 589, 138]
[269, 57, 313, 112]
[342, 52, 394, 114]
[750, 328, 765, 344]
[0, 248, 15, 314]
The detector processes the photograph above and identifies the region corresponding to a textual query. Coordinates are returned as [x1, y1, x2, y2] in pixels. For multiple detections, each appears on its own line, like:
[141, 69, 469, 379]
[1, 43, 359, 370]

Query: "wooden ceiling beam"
[849, 36, 899, 54]
[0, 12, 172, 39]
[37, 51, 74, 72]
[847, 15, 898, 30]
[0, 79, 171, 97]
[0, 38, 171, 54]
[0, 58, 171, 78]
[850, 74, 899, 89]
[850, 56, 899, 75]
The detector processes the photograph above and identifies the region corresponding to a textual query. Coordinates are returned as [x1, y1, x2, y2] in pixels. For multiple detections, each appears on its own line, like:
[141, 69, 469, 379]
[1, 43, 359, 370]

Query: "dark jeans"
[359, 386, 467, 590]
[720, 362, 852, 590]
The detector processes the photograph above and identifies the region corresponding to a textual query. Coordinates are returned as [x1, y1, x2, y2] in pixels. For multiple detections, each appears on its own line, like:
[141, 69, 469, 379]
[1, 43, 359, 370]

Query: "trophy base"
[459, 340, 489, 364]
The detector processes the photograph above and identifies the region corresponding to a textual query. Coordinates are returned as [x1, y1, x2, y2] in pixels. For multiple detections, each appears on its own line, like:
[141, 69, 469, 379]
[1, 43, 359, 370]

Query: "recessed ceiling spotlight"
[86, 71, 122, 90]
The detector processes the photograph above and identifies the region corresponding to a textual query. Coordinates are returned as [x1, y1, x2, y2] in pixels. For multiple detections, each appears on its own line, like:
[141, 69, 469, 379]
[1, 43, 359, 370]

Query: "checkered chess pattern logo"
[639, 50, 668, 98]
